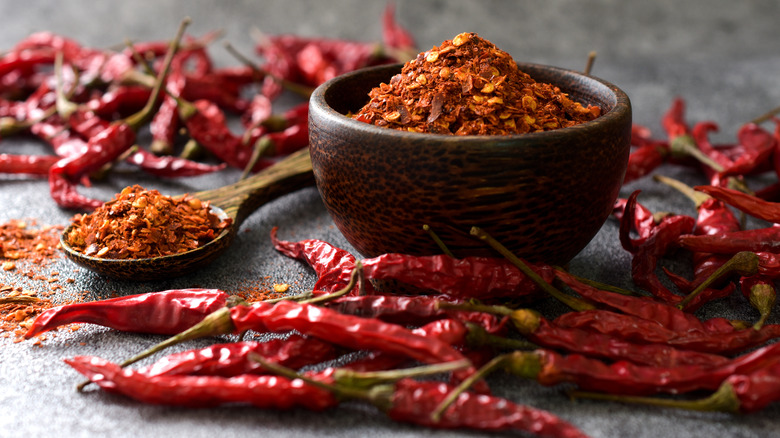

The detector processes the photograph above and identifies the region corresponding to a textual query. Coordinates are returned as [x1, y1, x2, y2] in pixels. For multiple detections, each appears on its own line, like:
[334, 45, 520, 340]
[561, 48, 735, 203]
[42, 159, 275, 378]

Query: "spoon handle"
[195, 147, 315, 226]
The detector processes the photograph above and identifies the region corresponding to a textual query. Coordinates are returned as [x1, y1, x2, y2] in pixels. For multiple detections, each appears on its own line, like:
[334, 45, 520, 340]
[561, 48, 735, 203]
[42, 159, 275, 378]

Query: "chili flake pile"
[0, 219, 78, 342]
[353, 32, 601, 135]
[64, 185, 232, 259]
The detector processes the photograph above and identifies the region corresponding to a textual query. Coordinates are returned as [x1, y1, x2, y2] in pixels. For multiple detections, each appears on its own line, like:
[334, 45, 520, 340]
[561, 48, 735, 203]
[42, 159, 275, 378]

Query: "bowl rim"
[310, 62, 632, 141]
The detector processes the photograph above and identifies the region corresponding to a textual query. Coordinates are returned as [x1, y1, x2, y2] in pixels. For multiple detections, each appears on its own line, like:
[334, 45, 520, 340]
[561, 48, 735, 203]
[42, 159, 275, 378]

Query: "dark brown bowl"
[308, 63, 631, 265]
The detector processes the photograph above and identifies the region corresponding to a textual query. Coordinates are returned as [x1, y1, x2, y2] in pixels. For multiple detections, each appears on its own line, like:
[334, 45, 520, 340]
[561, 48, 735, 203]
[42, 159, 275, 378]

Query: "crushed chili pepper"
[63, 184, 232, 259]
[0, 219, 76, 341]
[353, 32, 600, 135]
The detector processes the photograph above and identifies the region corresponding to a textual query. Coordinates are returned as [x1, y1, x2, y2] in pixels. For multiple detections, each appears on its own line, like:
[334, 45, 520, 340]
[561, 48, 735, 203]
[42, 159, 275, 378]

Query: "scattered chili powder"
[353, 32, 601, 135]
[0, 219, 63, 264]
[64, 185, 232, 259]
[0, 220, 79, 342]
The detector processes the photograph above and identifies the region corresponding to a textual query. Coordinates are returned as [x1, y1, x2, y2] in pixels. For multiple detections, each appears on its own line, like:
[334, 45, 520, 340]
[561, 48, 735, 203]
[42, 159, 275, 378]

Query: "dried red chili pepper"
[446, 340, 780, 399]
[228, 301, 477, 376]
[47, 123, 137, 210]
[24, 289, 233, 338]
[554, 269, 737, 335]
[661, 97, 689, 139]
[141, 316, 474, 380]
[247, 353, 589, 438]
[678, 226, 780, 254]
[504, 307, 726, 367]
[322, 294, 508, 335]
[387, 379, 590, 438]
[717, 123, 776, 178]
[255, 32, 395, 90]
[662, 99, 725, 173]
[747, 251, 780, 281]
[622, 141, 668, 184]
[0, 153, 59, 176]
[29, 117, 85, 158]
[175, 97, 250, 170]
[66, 355, 339, 410]
[148, 72, 185, 155]
[241, 121, 309, 178]
[570, 356, 780, 414]
[619, 190, 696, 304]
[122, 299, 484, 392]
[690, 121, 733, 179]
[45, 21, 186, 210]
[125, 148, 225, 177]
[181, 71, 249, 114]
[380, 2, 416, 56]
[654, 175, 740, 304]
[360, 252, 551, 300]
[553, 270, 780, 356]
[323, 294, 456, 326]
[695, 184, 780, 223]
[270, 227, 368, 295]
[256, 120, 309, 156]
[612, 196, 658, 240]
[85, 85, 152, 119]
[140, 334, 339, 377]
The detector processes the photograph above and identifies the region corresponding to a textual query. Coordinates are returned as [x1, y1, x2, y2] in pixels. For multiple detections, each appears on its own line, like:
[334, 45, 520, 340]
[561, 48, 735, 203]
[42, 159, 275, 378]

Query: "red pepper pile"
[0, 4, 416, 211]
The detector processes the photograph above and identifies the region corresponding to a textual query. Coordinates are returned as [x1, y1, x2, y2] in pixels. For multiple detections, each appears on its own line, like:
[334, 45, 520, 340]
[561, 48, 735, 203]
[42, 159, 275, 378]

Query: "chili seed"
[452, 32, 471, 46]
[384, 111, 401, 122]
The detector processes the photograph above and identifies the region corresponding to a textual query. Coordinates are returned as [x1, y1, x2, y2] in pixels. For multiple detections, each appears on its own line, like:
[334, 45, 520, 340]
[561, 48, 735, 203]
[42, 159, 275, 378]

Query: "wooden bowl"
[308, 63, 631, 265]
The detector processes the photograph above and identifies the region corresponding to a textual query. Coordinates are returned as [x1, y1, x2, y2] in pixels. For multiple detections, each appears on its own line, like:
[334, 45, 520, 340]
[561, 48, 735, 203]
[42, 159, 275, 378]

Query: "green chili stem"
[436, 300, 513, 316]
[301, 261, 364, 305]
[653, 174, 710, 208]
[76, 306, 235, 392]
[430, 354, 515, 422]
[247, 351, 389, 404]
[422, 224, 454, 257]
[552, 267, 639, 297]
[240, 135, 274, 180]
[263, 291, 314, 303]
[748, 283, 776, 331]
[223, 41, 314, 98]
[584, 50, 597, 75]
[124, 17, 190, 130]
[751, 104, 780, 125]
[568, 382, 740, 413]
[54, 52, 79, 119]
[470, 227, 595, 311]
[333, 359, 470, 389]
[464, 322, 538, 351]
[669, 134, 725, 173]
[678, 251, 760, 310]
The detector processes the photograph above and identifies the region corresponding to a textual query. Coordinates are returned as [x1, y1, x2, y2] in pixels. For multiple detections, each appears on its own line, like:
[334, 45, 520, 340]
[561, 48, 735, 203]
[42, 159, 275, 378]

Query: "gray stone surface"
[1, 1, 779, 437]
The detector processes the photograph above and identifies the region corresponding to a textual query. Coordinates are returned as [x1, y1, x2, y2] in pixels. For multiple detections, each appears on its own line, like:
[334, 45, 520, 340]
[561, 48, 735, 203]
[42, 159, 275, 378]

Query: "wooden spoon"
[59, 148, 314, 281]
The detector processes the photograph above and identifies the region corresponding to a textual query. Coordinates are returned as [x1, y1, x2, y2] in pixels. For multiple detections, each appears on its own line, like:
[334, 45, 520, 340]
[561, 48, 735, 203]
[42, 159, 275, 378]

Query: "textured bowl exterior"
[309, 63, 631, 265]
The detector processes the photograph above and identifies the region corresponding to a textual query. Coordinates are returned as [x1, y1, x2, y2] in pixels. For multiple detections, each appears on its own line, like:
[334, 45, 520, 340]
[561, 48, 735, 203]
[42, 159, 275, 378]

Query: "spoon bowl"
[60, 147, 314, 281]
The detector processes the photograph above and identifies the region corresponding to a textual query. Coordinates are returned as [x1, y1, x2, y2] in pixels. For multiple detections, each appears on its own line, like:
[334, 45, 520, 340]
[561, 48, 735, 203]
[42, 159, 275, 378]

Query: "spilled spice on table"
[0, 219, 80, 343]
[353, 32, 601, 135]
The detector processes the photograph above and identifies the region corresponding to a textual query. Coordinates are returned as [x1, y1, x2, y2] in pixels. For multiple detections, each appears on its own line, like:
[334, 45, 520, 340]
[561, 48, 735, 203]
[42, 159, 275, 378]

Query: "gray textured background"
[2, 1, 780, 437]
